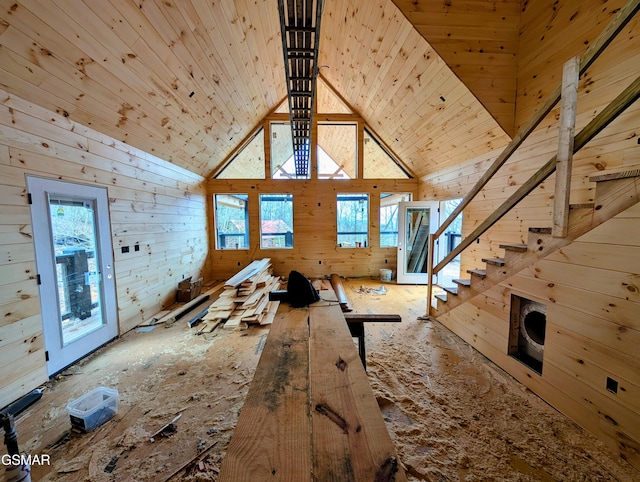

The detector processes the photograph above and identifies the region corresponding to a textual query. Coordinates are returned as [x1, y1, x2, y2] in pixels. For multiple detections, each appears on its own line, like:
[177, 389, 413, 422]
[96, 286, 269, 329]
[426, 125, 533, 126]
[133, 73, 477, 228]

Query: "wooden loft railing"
[426, 0, 640, 313]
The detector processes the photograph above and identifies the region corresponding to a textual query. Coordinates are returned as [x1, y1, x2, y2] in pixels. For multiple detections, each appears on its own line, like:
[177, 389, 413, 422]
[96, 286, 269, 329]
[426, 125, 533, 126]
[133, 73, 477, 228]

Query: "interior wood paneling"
[0, 88, 208, 408]
[418, 0, 640, 466]
[0, 0, 637, 469]
[391, 0, 522, 136]
[516, 0, 635, 129]
[0, 0, 514, 180]
[208, 178, 417, 279]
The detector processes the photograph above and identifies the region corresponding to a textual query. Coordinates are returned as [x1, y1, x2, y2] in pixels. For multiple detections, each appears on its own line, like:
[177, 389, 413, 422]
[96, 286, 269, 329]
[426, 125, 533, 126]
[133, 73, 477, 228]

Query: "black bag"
[286, 270, 321, 307]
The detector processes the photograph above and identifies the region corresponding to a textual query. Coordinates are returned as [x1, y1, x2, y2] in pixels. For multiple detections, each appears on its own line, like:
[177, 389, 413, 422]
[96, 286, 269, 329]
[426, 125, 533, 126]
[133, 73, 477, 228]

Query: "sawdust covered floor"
[9, 279, 638, 481]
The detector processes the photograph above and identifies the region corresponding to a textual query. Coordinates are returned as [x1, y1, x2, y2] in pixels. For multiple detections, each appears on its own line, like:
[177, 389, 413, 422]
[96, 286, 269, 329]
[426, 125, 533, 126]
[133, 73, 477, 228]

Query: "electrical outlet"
[121, 246, 129, 254]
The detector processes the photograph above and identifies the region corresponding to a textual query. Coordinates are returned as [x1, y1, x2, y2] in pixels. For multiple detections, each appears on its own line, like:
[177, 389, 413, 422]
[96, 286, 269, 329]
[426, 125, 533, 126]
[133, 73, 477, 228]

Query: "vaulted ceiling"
[0, 0, 519, 179]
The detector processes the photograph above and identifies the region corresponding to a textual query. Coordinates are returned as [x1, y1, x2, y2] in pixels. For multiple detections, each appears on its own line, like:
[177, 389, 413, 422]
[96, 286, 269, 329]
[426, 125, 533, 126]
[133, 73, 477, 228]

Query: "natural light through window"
[380, 192, 412, 247]
[214, 194, 249, 250]
[260, 194, 294, 248]
[337, 193, 369, 248]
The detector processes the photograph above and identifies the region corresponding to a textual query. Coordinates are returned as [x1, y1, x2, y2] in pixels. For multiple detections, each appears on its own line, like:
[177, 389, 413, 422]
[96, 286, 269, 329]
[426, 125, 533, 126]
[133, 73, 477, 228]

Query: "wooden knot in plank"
[315, 403, 349, 434]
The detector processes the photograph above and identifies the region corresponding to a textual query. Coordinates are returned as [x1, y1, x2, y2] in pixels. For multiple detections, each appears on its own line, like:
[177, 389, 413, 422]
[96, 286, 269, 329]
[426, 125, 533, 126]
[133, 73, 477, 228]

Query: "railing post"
[426, 233, 435, 317]
[553, 56, 580, 238]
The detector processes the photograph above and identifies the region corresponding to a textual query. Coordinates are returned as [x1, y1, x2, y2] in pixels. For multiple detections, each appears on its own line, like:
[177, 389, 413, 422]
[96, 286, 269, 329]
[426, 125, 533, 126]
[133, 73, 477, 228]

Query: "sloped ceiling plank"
[516, 0, 633, 129]
[0, 0, 509, 179]
[0, 3, 208, 167]
[391, 0, 521, 137]
[320, 0, 510, 178]
[0, 0, 285, 177]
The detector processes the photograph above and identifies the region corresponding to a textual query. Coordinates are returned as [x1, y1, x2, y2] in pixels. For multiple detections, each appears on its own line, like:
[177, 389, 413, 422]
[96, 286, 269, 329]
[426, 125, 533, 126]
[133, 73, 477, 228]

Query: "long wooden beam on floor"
[329, 273, 352, 312]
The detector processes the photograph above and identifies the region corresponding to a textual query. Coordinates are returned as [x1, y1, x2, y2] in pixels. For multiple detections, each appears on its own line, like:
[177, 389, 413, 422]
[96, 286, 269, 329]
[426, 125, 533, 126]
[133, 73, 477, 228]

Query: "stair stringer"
[430, 174, 640, 317]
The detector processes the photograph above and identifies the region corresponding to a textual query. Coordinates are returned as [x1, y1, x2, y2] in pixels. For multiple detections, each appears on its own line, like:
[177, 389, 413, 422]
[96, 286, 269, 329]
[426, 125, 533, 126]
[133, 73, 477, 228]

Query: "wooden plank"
[505, 272, 640, 330]
[553, 56, 580, 238]
[308, 293, 407, 481]
[344, 313, 402, 323]
[218, 305, 311, 481]
[260, 300, 280, 326]
[544, 323, 640, 413]
[224, 258, 271, 288]
[589, 164, 640, 182]
[329, 273, 352, 312]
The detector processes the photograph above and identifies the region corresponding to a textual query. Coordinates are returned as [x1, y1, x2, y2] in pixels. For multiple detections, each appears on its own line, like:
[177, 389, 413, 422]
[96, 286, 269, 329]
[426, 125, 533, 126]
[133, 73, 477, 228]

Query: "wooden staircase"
[431, 168, 640, 316]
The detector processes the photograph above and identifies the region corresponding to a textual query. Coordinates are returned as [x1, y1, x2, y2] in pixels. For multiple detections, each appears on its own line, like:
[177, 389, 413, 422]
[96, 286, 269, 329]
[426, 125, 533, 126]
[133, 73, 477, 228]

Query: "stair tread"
[529, 227, 552, 234]
[453, 278, 471, 287]
[589, 165, 640, 182]
[482, 257, 505, 266]
[499, 243, 528, 252]
[570, 203, 595, 209]
[467, 269, 486, 278]
[442, 286, 458, 295]
[434, 293, 447, 303]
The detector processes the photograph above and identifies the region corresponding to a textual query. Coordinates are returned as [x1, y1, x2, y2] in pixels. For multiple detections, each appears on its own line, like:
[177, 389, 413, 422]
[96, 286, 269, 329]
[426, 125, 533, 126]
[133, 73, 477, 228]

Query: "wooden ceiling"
[0, 0, 517, 180]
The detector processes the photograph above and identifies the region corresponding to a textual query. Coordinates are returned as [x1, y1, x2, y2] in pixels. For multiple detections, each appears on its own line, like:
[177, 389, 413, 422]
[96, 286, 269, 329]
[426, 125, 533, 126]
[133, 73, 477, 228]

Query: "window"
[337, 193, 368, 247]
[317, 123, 356, 179]
[363, 128, 409, 179]
[216, 128, 265, 179]
[271, 122, 311, 179]
[214, 194, 249, 249]
[260, 194, 294, 248]
[380, 192, 412, 247]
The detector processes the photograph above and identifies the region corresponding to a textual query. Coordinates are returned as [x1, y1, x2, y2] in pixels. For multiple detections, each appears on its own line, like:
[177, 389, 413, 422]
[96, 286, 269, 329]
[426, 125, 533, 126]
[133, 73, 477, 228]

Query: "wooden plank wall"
[207, 179, 417, 279]
[516, 0, 634, 129]
[419, 0, 640, 469]
[0, 89, 208, 409]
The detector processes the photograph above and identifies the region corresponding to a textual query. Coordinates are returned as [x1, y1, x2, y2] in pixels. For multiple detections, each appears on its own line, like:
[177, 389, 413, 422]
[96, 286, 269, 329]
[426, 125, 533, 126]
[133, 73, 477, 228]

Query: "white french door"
[27, 176, 118, 376]
[396, 201, 439, 284]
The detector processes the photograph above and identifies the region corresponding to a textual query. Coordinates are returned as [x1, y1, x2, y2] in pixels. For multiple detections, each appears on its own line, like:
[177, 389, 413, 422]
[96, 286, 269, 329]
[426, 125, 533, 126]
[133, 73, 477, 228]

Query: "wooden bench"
[218, 293, 407, 481]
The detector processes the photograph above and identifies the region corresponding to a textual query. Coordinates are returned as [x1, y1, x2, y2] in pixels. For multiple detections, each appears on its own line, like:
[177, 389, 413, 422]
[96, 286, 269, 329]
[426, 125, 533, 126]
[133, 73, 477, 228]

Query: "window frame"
[336, 193, 369, 248]
[259, 193, 294, 249]
[213, 193, 250, 250]
[316, 122, 357, 180]
[379, 192, 412, 248]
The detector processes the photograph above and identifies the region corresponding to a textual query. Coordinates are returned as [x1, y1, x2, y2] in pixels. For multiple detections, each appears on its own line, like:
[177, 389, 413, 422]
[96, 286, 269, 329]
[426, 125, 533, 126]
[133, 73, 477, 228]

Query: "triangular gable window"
[215, 127, 265, 179]
[363, 128, 409, 179]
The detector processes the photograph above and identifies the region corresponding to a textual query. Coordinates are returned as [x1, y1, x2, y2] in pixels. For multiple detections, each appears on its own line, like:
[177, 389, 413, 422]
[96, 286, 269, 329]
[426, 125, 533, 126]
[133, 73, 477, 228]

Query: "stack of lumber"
[199, 259, 282, 331]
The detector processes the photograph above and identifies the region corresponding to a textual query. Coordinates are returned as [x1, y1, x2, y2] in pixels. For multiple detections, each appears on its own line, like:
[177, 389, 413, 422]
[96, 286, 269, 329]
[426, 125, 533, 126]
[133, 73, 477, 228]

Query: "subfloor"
[5, 279, 637, 481]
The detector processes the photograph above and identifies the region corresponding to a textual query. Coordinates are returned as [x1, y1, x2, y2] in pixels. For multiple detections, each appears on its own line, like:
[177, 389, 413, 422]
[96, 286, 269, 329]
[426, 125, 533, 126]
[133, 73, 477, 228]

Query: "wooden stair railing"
[425, 0, 640, 315]
[432, 169, 640, 313]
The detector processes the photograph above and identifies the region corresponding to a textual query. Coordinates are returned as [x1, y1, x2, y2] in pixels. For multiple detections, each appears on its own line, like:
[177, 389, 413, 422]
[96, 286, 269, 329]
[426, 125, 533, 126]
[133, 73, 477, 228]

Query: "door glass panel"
[404, 207, 431, 274]
[438, 198, 463, 286]
[49, 196, 104, 345]
[397, 201, 438, 284]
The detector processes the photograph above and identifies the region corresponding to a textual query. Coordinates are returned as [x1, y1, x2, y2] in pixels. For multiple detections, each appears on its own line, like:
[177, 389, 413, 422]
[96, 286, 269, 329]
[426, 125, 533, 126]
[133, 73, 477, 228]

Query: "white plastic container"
[67, 386, 119, 432]
[379, 268, 392, 282]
